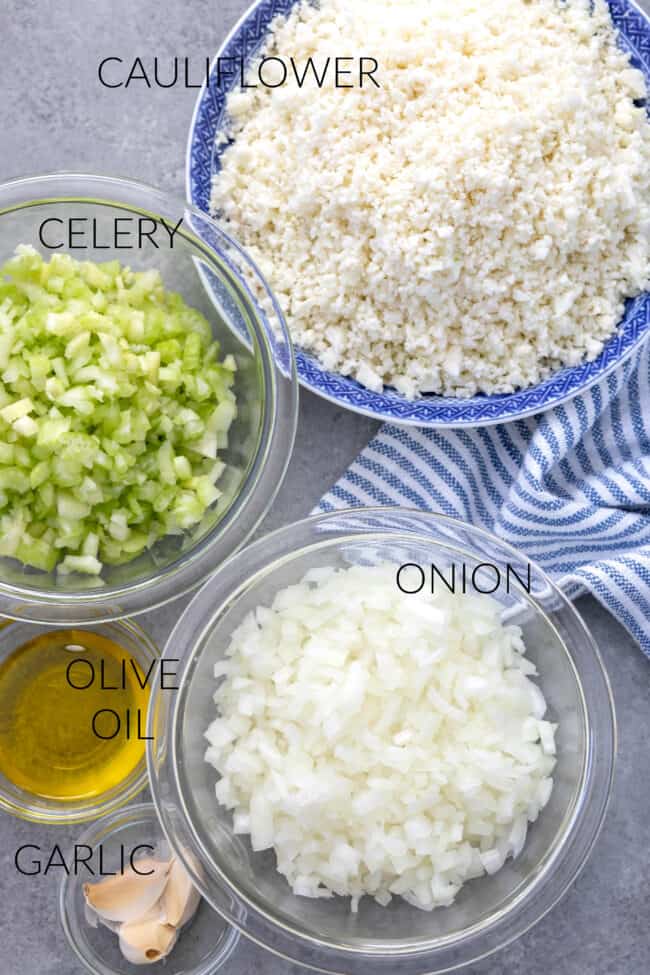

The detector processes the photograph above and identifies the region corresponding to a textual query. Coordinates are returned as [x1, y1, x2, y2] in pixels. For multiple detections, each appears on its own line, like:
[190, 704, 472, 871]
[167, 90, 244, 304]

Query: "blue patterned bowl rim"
[187, 0, 650, 427]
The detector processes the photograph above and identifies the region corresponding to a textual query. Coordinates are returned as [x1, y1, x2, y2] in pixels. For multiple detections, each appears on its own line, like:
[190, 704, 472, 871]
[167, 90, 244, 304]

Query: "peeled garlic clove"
[119, 917, 178, 966]
[83, 858, 171, 923]
[161, 857, 201, 928]
[84, 900, 122, 934]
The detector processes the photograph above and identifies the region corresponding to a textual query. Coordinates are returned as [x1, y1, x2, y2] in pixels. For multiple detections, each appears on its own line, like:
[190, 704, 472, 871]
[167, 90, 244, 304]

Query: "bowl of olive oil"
[0, 619, 159, 824]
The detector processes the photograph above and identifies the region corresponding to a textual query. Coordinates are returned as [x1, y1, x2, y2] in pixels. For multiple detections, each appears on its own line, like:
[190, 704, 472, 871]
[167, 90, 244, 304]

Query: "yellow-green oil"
[0, 629, 150, 801]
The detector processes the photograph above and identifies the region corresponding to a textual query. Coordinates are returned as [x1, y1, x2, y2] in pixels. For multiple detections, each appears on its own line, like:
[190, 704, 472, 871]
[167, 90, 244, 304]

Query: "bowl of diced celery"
[0, 174, 297, 623]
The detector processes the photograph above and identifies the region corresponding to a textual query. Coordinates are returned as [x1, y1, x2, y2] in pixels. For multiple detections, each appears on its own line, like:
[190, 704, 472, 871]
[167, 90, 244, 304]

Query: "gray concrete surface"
[1, 1, 649, 972]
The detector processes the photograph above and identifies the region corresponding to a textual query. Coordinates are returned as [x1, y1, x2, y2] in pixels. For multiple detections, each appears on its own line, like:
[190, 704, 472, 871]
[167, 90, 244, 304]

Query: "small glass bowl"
[59, 802, 240, 975]
[0, 173, 297, 624]
[148, 508, 616, 974]
[0, 618, 158, 824]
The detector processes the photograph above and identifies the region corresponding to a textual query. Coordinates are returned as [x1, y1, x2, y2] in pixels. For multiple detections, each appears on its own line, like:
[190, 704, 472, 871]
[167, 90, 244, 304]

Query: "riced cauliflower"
[211, 0, 650, 397]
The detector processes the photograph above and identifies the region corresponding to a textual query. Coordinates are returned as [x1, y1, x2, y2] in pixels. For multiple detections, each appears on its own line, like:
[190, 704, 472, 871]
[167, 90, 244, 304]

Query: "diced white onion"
[205, 564, 557, 911]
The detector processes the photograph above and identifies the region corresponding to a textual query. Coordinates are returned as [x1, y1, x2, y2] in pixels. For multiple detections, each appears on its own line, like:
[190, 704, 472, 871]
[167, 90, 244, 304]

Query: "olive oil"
[0, 629, 150, 801]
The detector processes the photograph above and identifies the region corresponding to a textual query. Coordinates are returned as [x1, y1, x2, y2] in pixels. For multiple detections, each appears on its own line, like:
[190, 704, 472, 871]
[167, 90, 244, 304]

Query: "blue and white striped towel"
[319, 342, 650, 659]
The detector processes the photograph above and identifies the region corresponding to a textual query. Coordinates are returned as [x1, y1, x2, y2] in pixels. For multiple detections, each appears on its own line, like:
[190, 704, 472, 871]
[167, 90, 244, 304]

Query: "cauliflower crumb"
[211, 0, 650, 398]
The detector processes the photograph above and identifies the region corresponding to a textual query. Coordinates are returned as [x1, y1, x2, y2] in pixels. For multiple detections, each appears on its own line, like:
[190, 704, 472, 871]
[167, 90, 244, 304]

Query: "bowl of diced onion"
[147, 508, 616, 974]
[0, 173, 297, 623]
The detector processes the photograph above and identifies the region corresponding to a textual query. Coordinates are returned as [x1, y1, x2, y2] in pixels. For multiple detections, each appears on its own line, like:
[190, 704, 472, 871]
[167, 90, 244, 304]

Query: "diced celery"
[157, 441, 176, 485]
[159, 363, 182, 389]
[13, 415, 38, 438]
[36, 416, 70, 449]
[0, 513, 24, 555]
[82, 532, 99, 558]
[0, 397, 33, 423]
[45, 376, 65, 400]
[65, 329, 91, 360]
[78, 477, 103, 504]
[0, 469, 30, 492]
[57, 386, 96, 415]
[0, 248, 237, 575]
[0, 328, 14, 369]
[57, 494, 91, 520]
[52, 357, 68, 384]
[0, 443, 14, 464]
[16, 536, 58, 572]
[14, 445, 30, 467]
[172, 490, 205, 529]
[191, 475, 221, 509]
[157, 338, 182, 363]
[28, 353, 51, 387]
[194, 431, 218, 459]
[38, 483, 55, 509]
[58, 554, 102, 576]
[152, 485, 175, 513]
[210, 399, 237, 433]
[53, 523, 86, 549]
[108, 510, 129, 541]
[173, 455, 192, 481]
[30, 460, 50, 488]
[183, 333, 201, 371]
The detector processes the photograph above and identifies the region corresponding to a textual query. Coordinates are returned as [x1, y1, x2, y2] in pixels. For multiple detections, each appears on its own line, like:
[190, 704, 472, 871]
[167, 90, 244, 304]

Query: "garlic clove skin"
[119, 916, 178, 966]
[84, 901, 99, 930]
[161, 857, 201, 928]
[83, 858, 171, 924]
[84, 900, 122, 934]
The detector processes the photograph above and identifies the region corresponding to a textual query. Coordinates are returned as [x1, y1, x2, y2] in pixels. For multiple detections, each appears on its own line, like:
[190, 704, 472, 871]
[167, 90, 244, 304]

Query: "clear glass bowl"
[0, 173, 297, 624]
[59, 802, 240, 975]
[0, 618, 158, 824]
[148, 508, 616, 974]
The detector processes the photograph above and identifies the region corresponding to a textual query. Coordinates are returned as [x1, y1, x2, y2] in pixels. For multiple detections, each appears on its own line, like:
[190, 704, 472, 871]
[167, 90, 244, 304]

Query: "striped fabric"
[319, 341, 650, 658]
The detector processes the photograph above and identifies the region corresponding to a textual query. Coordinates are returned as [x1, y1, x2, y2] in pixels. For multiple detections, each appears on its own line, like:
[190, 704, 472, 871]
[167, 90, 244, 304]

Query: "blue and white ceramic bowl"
[187, 0, 650, 427]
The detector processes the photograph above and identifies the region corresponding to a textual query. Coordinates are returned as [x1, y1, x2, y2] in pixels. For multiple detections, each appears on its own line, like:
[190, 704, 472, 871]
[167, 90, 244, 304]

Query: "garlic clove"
[84, 899, 122, 934]
[119, 917, 178, 966]
[83, 858, 171, 924]
[161, 857, 201, 928]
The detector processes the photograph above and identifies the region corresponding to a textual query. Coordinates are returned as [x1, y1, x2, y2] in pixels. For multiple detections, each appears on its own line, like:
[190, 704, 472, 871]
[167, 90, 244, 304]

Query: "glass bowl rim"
[147, 506, 617, 974]
[0, 617, 159, 825]
[0, 171, 298, 622]
[58, 800, 241, 975]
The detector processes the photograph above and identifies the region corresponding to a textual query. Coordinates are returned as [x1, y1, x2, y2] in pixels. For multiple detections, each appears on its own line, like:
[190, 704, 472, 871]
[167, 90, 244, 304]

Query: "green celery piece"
[183, 333, 202, 371]
[36, 416, 70, 449]
[30, 460, 50, 489]
[58, 554, 102, 575]
[16, 536, 58, 572]
[157, 338, 182, 363]
[57, 493, 91, 520]
[0, 468, 30, 492]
